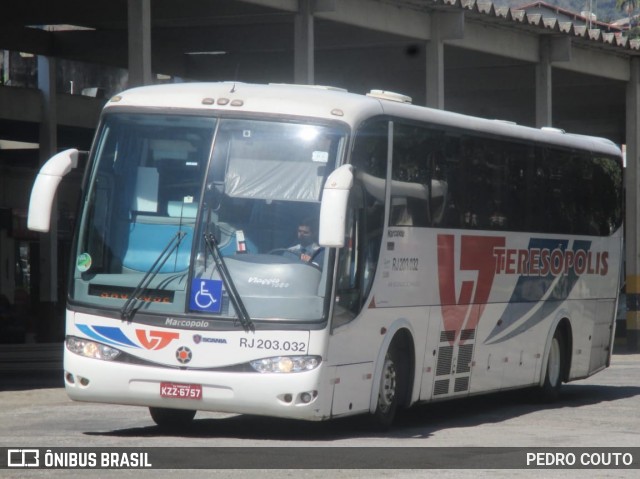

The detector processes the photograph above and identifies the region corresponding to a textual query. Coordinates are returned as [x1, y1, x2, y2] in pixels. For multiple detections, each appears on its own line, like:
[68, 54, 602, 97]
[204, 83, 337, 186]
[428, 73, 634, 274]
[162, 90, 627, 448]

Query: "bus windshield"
[72, 113, 346, 323]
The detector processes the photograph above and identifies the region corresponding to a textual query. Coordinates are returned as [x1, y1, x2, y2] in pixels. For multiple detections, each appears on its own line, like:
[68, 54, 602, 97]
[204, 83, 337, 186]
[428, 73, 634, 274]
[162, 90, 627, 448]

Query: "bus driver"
[288, 218, 322, 263]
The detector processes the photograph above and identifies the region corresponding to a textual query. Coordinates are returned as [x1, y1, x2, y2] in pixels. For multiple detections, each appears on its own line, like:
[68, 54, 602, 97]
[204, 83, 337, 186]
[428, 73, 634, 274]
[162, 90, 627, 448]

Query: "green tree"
[617, 0, 638, 21]
[617, 0, 639, 36]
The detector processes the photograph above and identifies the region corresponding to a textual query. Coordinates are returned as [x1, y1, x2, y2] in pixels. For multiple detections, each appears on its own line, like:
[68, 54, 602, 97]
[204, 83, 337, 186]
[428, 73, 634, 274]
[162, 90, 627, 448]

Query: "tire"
[372, 344, 405, 430]
[149, 407, 196, 430]
[540, 328, 565, 402]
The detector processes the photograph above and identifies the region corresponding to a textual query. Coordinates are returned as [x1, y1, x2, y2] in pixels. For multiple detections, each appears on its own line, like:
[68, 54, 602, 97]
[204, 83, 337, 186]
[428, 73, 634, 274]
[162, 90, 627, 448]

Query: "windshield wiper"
[203, 232, 254, 332]
[120, 231, 186, 321]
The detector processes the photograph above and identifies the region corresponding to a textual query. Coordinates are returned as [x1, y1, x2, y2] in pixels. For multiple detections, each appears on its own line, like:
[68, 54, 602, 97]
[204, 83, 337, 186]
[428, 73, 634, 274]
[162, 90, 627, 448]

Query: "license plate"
[160, 382, 202, 400]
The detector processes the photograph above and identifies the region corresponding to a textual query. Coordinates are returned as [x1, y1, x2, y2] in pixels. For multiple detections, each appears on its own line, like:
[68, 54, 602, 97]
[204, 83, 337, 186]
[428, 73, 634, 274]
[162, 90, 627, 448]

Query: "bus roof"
[105, 82, 381, 125]
[105, 82, 621, 158]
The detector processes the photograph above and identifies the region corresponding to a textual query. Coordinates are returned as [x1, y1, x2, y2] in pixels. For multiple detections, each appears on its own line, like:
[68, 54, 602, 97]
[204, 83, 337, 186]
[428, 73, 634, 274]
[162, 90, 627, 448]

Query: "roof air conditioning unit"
[366, 90, 412, 104]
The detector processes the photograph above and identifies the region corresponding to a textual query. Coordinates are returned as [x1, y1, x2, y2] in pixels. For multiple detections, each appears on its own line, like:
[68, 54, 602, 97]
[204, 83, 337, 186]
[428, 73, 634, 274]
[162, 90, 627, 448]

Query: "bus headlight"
[250, 356, 321, 373]
[66, 336, 121, 361]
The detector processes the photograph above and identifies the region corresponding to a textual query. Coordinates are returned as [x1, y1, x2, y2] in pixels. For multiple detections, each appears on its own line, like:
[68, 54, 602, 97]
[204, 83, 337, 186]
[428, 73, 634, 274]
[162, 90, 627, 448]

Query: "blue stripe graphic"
[76, 324, 140, 348]
[484, 239, 590, 344]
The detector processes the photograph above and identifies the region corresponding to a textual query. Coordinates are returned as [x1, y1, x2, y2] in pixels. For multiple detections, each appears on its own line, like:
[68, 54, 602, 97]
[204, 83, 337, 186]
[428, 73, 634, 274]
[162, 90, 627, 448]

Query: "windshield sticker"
[190, 278, 223, 313]
[247, 276, 290, 288]
[312, 151, 329, 163]
[76, 253, 92, 272]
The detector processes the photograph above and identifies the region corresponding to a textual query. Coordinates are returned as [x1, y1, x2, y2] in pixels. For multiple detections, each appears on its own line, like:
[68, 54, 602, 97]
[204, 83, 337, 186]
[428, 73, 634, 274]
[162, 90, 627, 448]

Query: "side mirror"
[28, 149, 79, 232]
[319, 164, 354, 247]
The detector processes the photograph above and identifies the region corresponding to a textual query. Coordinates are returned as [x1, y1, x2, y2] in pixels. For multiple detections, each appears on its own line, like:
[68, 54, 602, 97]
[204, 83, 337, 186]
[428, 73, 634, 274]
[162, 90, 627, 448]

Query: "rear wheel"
[540, 328, 565, 401]
[149, 407, 196, 430]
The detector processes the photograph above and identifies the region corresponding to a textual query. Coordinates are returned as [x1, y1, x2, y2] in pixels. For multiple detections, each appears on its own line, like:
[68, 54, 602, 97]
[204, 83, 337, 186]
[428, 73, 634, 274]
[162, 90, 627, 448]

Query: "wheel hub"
[378, 357, 397, 412]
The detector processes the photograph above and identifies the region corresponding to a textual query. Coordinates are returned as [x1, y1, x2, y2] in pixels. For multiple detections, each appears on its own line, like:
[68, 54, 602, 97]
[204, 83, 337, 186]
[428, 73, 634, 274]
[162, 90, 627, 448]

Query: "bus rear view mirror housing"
[319, 164, 353, 248]
[28, 148, 79, 232]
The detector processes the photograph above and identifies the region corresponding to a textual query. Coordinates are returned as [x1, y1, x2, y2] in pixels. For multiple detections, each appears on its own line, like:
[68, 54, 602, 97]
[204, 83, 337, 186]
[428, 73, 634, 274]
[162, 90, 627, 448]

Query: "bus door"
[327, 119, 389, 417]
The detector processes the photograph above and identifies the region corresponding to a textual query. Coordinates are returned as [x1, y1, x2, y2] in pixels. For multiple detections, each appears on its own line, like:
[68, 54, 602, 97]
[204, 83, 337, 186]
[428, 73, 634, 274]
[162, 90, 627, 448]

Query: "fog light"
[300, 392, 313, 404]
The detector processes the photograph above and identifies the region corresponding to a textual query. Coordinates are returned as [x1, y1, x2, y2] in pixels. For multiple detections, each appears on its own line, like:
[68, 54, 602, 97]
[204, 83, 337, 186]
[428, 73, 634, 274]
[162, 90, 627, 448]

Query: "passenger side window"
[354, 117, 622, 237]
[390, 124, 445, 227]
[453, 136, 530, 231]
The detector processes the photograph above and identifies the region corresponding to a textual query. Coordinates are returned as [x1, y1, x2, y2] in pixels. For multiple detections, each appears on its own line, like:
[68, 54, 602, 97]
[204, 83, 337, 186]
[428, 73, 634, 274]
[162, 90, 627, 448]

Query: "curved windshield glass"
[71, 113, 346, 324]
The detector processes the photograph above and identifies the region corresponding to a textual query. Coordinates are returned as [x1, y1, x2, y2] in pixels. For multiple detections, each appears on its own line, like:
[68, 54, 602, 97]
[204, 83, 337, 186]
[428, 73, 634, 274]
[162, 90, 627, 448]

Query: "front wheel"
[149, 407, 196, 430]
[540, 328, 565, 402]
[372, 345, 405, 430]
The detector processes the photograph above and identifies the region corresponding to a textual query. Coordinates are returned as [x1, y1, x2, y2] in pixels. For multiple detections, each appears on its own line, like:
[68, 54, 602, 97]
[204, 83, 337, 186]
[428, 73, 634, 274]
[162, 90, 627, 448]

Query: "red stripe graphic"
[437, 235, 505, 344]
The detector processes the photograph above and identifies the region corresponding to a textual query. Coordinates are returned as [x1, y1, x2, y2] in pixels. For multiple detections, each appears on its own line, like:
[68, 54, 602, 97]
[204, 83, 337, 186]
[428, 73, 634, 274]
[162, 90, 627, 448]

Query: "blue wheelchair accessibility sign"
[190, 279, 223, 313]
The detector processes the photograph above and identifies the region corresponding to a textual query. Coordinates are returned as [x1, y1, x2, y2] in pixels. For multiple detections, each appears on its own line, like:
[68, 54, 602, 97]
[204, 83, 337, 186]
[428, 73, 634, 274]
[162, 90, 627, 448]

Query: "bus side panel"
[421, 304, 488, 399]
[472, 302, 540, 394]
[327, 307, 428, 417]
[418, 307, 440, 401]
[419, 301, 543, 401]
[330, 362, 374, 417]
[588, 299, 616, 375]
[327, 310, 387, 418]
[563, 299, 595, 379]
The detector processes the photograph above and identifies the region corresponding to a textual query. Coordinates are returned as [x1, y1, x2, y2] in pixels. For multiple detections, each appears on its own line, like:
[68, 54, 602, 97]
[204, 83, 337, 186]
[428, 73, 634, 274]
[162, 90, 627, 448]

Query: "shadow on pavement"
[0, 370, 64, 391]
[82, 382, 640, 441]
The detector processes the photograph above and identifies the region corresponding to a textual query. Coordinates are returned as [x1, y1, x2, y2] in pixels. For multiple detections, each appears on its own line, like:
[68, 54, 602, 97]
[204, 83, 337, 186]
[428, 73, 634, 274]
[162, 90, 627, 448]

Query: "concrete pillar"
[425, 22, 444, 110]
[535, 36, 570, 128]
[128, 0, 152, 87]
[37, 55, 58, 306]
[2, 50, 9, 84]
[535, 37, 552, 128]
[425, 12, 463, 109]
[0, 230, 15, 303]
[294, 0, 314, 84]
[625, 57, 640, 352]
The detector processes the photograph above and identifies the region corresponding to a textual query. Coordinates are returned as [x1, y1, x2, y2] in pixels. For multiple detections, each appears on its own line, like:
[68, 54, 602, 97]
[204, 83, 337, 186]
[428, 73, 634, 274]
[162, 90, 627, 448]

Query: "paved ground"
[1, 352, 639, 478]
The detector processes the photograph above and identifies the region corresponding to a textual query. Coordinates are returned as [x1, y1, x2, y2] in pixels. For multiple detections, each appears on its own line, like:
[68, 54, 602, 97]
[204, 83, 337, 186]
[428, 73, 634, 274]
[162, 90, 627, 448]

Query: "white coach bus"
[28, 82, 623, 429]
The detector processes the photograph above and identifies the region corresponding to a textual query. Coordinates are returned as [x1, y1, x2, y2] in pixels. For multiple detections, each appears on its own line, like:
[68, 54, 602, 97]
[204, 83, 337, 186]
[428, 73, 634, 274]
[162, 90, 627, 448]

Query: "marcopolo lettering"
[165, 318, 211, 329]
